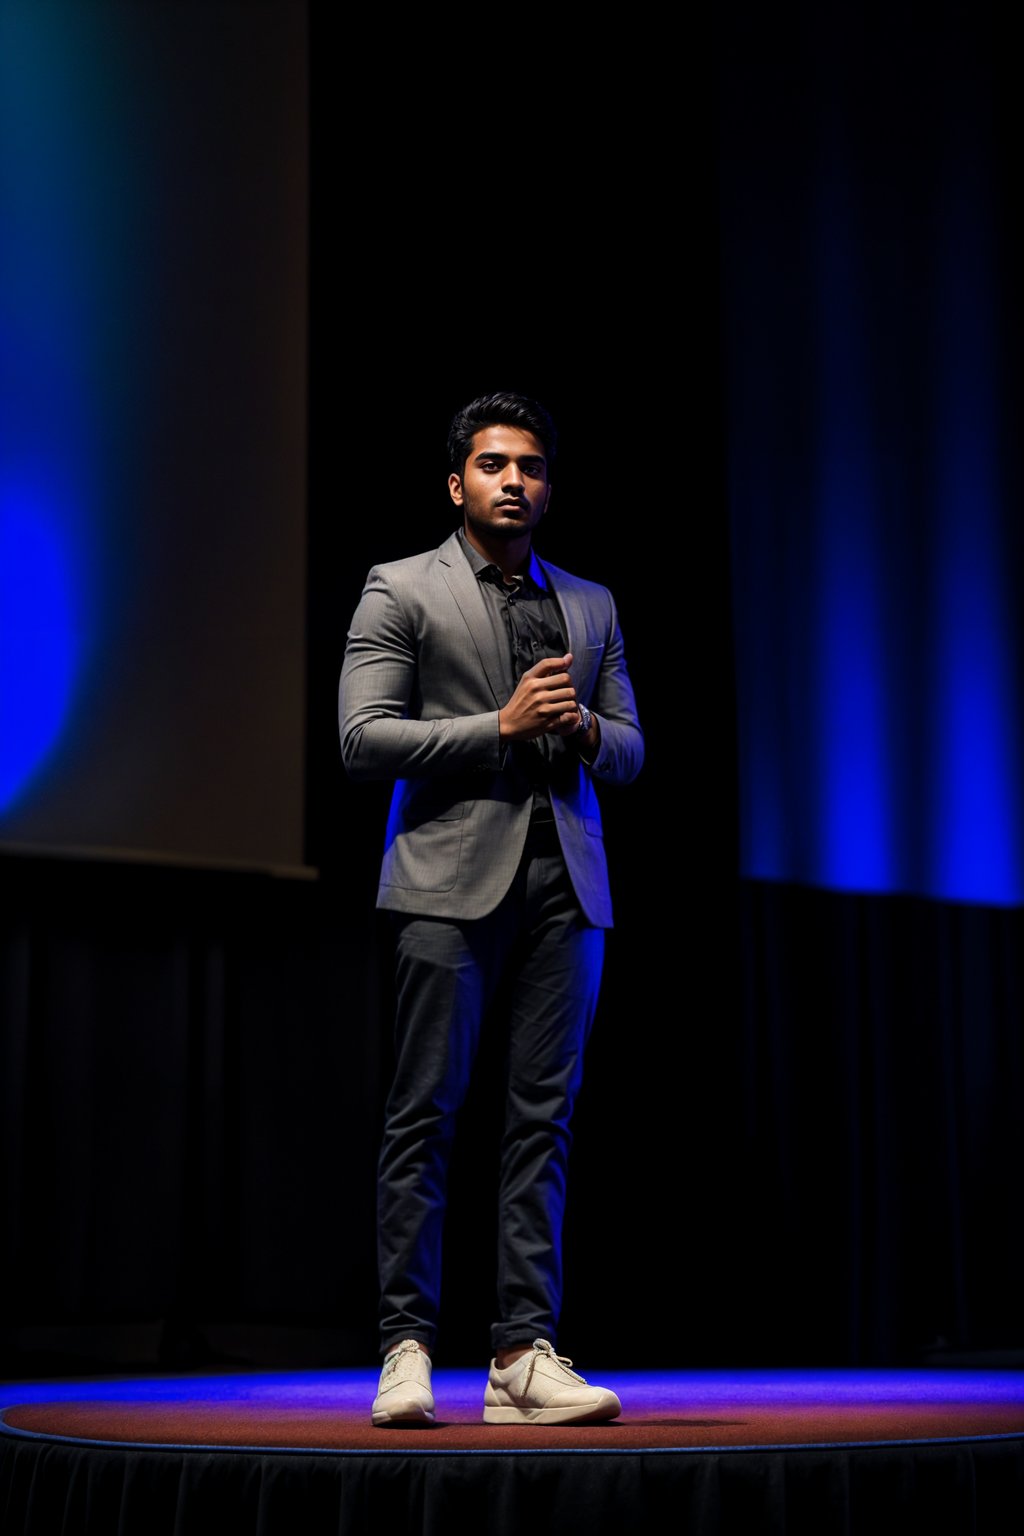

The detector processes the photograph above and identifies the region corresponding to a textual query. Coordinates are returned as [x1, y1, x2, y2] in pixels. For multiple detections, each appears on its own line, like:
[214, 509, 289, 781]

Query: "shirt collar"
[456, 527, 549, 591]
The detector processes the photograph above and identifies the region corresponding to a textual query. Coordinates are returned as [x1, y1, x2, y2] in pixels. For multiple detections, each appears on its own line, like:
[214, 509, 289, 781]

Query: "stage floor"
[3, 1364, 1024, 1451]
[3, 1365, 1024, 1533]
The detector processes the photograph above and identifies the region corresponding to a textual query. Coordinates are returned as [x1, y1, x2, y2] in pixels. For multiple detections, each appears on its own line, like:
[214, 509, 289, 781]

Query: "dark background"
[2, 3, 1022, 1378]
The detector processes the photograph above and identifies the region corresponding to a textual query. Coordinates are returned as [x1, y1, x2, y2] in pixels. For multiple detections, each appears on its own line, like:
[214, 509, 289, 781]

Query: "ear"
[541, 485, 552, 515]
[448, 473, 464, 507]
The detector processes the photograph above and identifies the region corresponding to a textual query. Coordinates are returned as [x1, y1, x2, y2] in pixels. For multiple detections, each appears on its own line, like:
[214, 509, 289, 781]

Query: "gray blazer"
[338, 530, 644, 927]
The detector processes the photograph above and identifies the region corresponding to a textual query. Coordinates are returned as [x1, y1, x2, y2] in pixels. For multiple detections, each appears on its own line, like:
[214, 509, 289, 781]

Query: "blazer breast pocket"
[579, 642, 605, 692]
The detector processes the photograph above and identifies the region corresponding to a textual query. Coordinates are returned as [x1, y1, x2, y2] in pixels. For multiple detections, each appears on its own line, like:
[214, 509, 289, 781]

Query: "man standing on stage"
[338, 390, 644, 1426]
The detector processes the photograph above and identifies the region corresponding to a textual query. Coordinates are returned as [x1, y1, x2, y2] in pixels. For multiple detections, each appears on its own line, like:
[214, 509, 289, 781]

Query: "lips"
[496, 499, 528, 512]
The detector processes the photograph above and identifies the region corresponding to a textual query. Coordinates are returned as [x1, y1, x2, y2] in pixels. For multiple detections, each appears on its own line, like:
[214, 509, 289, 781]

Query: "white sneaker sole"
[482, 1393, 621, 1426]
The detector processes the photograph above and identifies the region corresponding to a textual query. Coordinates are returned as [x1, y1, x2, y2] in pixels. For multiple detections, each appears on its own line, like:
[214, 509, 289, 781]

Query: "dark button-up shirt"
[457, 528, 569, 821]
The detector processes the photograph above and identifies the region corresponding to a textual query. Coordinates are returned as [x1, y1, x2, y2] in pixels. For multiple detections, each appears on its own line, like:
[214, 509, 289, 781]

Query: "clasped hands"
[498, 653, 584, 742]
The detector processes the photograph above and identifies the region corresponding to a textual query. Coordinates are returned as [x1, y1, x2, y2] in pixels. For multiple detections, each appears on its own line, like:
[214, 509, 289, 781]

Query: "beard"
[462, 495, 542, 543]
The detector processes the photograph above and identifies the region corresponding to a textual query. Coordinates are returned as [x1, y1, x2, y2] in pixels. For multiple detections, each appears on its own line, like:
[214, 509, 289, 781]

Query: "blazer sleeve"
[583, 589, 644, 788]
[338, 564, 504, 782]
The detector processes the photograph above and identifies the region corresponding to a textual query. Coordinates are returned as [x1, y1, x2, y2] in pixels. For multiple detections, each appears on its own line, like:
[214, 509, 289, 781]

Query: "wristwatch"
[575, 703, 593, 736]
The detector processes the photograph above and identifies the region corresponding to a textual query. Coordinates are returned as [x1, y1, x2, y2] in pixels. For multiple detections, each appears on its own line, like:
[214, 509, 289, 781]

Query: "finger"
[523, 673, 571, 696]
[530, 652, 573, 676]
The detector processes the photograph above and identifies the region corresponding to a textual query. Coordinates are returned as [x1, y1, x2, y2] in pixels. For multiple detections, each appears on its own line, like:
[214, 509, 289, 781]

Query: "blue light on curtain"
[0, 492, 76, 811]
[926, 160, 1019, 902]
[722, 12, 1022, 905]
[0, 3, 122, 810]
[812, 162, 892, 893]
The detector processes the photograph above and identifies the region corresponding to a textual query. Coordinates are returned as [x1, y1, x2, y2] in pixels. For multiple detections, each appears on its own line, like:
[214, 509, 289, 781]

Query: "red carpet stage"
[2, 1365, 1023, 1532]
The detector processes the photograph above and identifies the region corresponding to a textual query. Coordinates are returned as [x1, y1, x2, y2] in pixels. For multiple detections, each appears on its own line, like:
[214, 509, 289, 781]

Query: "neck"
[463, 525, 531, 581]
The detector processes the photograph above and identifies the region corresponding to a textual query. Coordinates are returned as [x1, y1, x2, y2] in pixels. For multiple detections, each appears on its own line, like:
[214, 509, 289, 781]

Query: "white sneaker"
[371, 1339, 435, 1426]
[482, 1339, 621, 1425]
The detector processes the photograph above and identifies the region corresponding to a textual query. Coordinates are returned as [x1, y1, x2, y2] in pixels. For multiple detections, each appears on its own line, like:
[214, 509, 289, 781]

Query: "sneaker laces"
[522, 1338, 587, 1389]
[381, 1340, 423, 1381]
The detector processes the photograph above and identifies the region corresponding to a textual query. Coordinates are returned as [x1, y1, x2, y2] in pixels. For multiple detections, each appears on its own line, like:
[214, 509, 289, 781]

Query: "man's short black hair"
[447, 392, 558, 479]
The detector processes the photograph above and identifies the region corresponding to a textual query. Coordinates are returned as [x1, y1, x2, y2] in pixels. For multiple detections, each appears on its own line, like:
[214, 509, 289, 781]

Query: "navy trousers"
[376, 820, 605, 1359]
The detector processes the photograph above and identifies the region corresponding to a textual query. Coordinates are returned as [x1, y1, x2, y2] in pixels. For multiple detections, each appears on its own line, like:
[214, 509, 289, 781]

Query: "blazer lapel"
[540, 559, 585, 659]
[437, 531, 508, 706]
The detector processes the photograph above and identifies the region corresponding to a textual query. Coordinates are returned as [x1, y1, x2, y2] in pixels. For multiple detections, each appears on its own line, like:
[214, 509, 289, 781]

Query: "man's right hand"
[498, 653, 578, 741]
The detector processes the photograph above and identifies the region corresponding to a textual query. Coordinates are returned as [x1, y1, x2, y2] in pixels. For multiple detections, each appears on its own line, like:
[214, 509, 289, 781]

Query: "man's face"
[449, 424, 551, 545]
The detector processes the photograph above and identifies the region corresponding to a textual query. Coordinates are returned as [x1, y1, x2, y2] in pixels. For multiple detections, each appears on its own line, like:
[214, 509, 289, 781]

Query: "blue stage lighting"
[0, 493, 77, 811]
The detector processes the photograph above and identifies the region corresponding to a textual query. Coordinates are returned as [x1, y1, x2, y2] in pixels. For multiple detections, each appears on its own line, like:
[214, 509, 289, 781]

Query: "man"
[338, 391, 643, 1426]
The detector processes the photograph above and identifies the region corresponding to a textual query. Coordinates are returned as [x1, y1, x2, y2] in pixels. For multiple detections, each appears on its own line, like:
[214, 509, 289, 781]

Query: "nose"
[501, 463, 525, 494]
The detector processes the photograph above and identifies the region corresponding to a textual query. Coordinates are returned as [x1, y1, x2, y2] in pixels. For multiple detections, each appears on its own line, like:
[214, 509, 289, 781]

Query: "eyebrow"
[473, 451, 546, 466]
